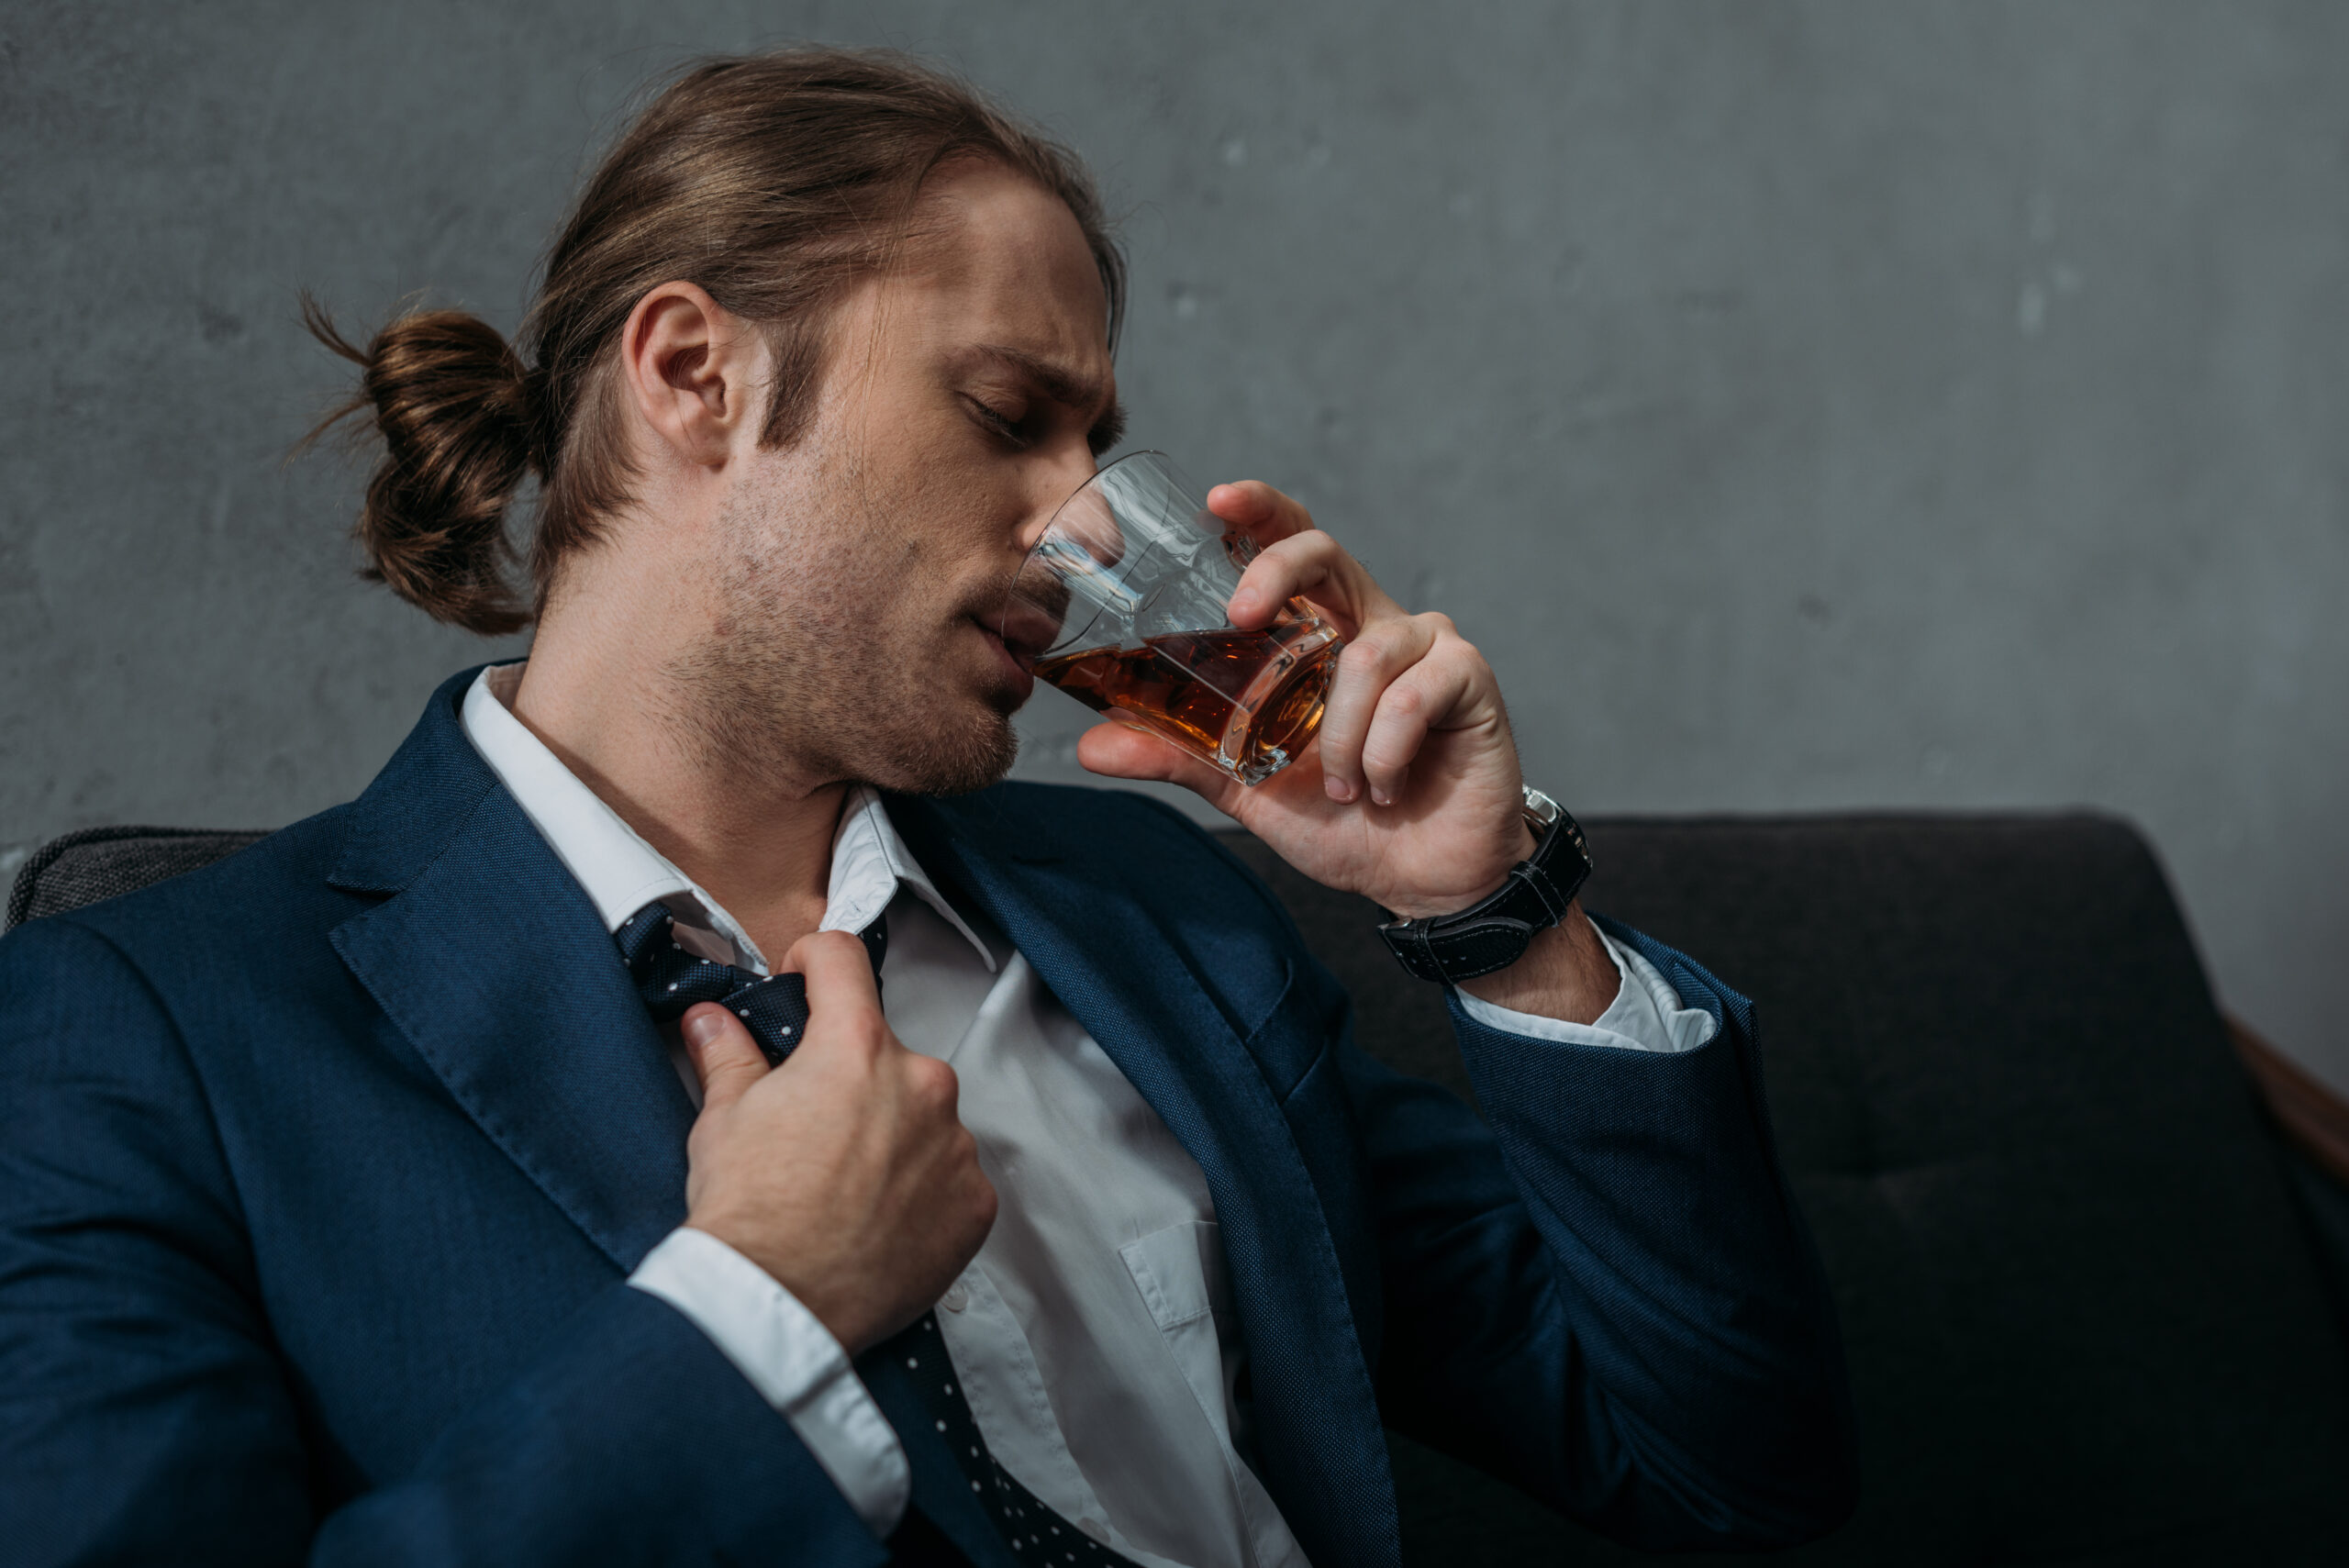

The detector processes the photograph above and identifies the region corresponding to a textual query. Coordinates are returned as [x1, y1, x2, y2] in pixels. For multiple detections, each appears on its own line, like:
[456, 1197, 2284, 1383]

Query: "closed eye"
[966, 396, 1032, 450]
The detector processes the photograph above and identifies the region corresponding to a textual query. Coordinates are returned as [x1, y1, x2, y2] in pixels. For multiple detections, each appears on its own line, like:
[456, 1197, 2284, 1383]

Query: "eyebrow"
[968, 344, 1128, 455]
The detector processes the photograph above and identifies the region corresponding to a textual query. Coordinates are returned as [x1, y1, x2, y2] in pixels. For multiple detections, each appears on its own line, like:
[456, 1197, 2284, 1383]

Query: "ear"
[619, 282, 763, 470]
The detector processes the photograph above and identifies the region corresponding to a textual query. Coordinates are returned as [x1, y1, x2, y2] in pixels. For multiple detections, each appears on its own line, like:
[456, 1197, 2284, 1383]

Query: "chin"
[856, 706, 1020, 798]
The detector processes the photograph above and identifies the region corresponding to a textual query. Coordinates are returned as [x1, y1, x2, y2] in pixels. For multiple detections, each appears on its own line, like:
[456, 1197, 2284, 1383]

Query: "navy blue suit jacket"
[0, 670, 1854, 1565]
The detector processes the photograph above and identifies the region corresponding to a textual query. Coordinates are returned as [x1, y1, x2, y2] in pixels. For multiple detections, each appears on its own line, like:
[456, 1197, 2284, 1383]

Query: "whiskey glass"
[1000, 451, 1343, 786]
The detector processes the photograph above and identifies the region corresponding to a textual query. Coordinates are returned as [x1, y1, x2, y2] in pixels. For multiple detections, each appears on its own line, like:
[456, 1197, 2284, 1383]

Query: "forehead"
[877, 161, 1113, 372]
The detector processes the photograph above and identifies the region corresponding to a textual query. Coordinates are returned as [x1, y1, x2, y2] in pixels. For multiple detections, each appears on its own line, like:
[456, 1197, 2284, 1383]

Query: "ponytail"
[300, 294, 536, 636]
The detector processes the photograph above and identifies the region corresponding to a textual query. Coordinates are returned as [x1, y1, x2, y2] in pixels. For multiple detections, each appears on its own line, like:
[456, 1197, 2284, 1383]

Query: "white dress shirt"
[460, 662, 1714, 1567]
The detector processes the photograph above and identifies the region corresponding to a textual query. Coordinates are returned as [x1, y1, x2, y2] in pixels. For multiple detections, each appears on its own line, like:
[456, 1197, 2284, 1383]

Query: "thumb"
[681, 1002, 769, 1112]
[1074, 720, 1246, 817]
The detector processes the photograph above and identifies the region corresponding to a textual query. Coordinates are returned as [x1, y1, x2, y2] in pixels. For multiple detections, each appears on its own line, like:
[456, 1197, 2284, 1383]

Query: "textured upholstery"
[6, 826, 269, 930]
[12, 813, 2349, 1563]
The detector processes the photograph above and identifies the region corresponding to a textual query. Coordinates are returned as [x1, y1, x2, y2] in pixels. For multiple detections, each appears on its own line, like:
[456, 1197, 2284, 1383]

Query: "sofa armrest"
[2232, 1018, 2349, 1334]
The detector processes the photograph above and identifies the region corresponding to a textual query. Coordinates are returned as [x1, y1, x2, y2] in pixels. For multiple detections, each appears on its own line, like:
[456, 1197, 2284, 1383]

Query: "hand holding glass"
[1001, 452, 1343, 786]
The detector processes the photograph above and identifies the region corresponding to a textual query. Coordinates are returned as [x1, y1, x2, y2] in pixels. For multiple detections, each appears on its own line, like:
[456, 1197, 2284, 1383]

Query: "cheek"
[896, 470, 1028, 588]
[820, 414, 1034, 617]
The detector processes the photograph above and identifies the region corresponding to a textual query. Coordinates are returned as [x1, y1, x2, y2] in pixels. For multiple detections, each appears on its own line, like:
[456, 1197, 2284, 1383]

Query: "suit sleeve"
[0, 917, 887, 1568]
[1337, 916, 1859, 1552]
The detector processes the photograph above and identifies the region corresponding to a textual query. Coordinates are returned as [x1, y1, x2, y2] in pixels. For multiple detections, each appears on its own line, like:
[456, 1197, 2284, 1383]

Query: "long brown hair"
[305, 49, 1124, 635]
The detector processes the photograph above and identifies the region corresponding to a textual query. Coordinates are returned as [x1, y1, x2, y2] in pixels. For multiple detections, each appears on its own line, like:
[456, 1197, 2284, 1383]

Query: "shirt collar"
[825, 784, 996, 973]
[460, 662, 995, 976]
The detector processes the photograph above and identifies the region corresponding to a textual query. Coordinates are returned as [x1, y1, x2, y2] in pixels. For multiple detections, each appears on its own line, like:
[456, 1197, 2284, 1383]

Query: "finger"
[1358, 647, 1480, 806]
[785, 929, 885, 1027]
[1315, 615, 1441, 804]
[1227, 529, 1402, 634]
[1074, 720, 1248, 817]
[680, 1002, 770, 1112]
[1205, 480, 1312, 545]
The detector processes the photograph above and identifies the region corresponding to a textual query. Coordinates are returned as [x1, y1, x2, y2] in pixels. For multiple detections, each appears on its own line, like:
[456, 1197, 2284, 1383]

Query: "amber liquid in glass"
[1033, 616, 1341, 785]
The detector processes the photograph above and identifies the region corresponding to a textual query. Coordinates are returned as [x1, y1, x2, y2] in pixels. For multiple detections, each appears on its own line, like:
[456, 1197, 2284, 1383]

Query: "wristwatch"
[1375, 785, 1592, 984]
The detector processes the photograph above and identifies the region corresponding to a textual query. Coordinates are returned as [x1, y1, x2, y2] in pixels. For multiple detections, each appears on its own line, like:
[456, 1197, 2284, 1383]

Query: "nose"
[1015, 445, 1101, 554]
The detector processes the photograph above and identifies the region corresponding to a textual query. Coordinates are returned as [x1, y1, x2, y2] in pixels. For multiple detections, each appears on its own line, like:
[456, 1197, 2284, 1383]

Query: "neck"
[511, 569, 847, 964]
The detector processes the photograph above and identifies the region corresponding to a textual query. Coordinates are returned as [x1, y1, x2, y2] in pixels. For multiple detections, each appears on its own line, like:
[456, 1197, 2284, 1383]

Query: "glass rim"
[1034, 448, 1186, 545]
[1001, 449, 1219, 660]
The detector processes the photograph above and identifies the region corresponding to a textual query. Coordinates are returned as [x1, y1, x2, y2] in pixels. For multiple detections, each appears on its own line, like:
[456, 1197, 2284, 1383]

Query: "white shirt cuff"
[629, 1226, 910, 1537]
[1453, 917, 1720, 1054]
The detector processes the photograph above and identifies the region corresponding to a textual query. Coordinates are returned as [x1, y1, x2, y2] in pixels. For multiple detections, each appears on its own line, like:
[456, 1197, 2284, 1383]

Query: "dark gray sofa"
[11, 814, 2349, 1564]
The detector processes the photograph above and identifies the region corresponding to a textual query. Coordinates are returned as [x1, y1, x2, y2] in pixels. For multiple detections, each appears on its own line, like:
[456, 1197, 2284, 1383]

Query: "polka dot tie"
[620, 907, 1134, 1560]
[896, 1312, 1137, 1564]
[616, 901, 887, 1065]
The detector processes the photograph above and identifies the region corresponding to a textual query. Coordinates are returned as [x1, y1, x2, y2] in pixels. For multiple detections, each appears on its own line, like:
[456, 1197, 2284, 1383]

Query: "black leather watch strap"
[1376, 790, 1592, 984]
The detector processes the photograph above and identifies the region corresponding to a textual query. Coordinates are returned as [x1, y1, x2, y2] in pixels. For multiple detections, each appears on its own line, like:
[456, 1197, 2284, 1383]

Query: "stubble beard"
[663, 450, 1024, 799]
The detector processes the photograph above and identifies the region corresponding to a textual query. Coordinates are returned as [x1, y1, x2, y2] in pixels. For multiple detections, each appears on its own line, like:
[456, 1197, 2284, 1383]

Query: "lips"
[995, 587, 1065, 669]
[973, 617, 1036, 703]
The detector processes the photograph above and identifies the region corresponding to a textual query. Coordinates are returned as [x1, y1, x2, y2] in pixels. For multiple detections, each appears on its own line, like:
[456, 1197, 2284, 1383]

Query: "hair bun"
[301, 295, 536, 635]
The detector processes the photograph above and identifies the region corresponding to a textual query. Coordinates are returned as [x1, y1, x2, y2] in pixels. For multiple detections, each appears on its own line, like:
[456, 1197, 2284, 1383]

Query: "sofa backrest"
[6, 826, 271, 929]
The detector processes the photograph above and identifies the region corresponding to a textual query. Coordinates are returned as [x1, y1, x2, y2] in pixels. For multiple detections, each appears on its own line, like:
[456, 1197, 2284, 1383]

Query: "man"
[0, 49, 1854, 1567]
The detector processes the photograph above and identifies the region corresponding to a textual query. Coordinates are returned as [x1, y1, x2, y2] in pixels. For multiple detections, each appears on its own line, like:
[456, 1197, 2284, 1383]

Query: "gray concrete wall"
[5, 1, 2345, 1090]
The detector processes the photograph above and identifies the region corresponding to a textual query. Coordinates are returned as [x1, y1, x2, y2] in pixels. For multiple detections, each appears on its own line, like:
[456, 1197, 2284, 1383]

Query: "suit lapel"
[891, 792, 1401, 1568]
[322, 673, 1026, 1567]
[327, 668, 695, 1273]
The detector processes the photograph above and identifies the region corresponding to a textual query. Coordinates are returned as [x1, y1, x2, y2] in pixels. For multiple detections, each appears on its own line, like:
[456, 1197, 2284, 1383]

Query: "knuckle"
[910, 1053, 960, 1108]
[1251, 548, 1302, 582]
[1266, 528, 1328, 564]
[1243, 566, 1296, 602]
